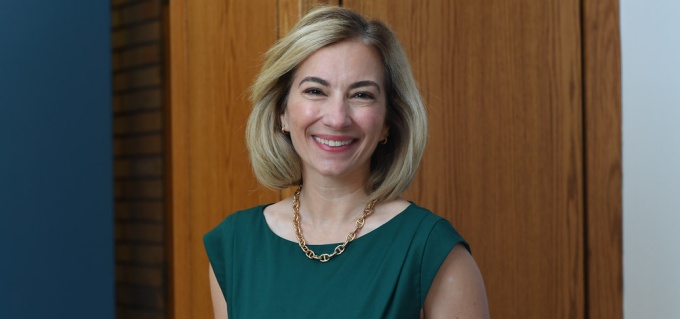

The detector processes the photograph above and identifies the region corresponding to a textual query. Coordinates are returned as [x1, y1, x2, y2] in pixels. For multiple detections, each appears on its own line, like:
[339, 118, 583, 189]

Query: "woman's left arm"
[422, 244, 490, 319]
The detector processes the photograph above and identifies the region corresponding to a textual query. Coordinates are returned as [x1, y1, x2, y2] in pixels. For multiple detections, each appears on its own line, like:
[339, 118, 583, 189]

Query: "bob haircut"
[246, 6, 427, 202]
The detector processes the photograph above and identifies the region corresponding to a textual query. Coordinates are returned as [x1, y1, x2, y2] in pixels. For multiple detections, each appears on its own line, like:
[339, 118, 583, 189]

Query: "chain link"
[292, 185, 377, 263]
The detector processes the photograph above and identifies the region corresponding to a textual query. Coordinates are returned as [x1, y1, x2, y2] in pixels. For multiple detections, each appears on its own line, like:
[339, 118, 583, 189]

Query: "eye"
[352, 92, 375, 100]
[303, 88, 325, 96]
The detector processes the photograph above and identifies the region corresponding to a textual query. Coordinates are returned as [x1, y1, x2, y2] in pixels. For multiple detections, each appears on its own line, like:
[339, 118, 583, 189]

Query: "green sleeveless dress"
[204, 203, 468, 319]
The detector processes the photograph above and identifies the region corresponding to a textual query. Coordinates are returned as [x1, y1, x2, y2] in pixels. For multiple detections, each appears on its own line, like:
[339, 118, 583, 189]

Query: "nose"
[322, 95, 352, 129]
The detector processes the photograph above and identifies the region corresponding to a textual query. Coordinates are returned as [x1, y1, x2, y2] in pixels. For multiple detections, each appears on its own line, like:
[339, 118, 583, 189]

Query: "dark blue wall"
[0, 1, 113, 318]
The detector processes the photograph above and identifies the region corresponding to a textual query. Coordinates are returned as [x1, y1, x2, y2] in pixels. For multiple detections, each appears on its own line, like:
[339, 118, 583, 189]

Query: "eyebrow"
[298, 76, 329, 87]
[298, 77, 382, 94]
[349, 80, 381, 94]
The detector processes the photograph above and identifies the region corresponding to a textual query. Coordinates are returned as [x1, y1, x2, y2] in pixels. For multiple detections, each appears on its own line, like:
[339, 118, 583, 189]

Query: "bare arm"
[209, 263, 228, 319]
[422, 244, 490, 319]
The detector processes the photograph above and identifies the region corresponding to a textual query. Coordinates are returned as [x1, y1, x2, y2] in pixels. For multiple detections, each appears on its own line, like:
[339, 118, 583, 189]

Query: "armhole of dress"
[419, 218, 467, 305]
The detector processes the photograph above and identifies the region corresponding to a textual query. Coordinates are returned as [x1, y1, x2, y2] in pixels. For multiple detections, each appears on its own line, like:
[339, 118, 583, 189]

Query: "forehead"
[294, 40, 384, 84]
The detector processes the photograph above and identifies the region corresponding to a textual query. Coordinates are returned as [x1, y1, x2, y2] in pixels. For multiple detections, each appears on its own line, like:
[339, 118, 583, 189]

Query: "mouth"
[313, 136, 355, 147]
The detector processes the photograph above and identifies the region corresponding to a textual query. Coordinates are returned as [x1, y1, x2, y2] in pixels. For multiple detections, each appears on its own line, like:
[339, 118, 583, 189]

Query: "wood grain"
[168, 1, 279, 318]
[344, 1, 585, 317]
[278, 0, 335, 37]
[583, 0, 623, 317]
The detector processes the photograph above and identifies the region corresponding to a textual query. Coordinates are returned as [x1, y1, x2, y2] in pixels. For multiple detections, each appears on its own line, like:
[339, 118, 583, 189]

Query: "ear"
[381, 125, 389, 140]
[280, 111, 289, 131]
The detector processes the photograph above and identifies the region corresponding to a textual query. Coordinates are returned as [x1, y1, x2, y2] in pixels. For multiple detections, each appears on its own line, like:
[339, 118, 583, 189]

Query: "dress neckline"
[259, 202, 415, 248]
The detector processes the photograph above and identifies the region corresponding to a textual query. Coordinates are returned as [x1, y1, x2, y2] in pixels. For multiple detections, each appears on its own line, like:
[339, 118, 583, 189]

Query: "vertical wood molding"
[167, 0, 190, 317]
[583, 0, 623, 318]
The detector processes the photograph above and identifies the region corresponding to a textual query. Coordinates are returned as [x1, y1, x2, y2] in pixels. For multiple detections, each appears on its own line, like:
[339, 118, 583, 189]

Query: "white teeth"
[314, 136, 353, 147]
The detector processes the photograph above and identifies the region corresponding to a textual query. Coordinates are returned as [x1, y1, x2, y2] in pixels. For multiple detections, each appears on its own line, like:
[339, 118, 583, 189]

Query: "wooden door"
[168, 0, 621, 318]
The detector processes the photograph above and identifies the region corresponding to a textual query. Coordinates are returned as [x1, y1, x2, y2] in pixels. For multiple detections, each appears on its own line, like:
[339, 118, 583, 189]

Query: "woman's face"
[281, 40, 388, 183]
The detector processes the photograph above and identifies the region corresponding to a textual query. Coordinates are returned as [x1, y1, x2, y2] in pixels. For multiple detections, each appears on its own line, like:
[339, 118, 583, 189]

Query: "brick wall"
[112, 0, 167, 318]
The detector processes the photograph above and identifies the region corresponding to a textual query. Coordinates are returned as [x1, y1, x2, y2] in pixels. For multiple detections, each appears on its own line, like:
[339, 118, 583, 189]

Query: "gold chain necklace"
[292, 185, 377, 263]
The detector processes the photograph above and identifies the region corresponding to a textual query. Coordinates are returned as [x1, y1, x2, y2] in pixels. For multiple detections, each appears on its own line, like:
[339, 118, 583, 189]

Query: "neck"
[296, 177, 371, 226]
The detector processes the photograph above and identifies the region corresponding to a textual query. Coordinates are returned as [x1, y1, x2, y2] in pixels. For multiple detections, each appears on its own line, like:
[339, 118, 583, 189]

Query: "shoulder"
[406, 205, 487, 317]
[402, 203, 449, 225]
[203, 204, 270, 274]
[222, 204, 268, 224]
[204, 205, 268, 242]
[404, 203, 470, 252]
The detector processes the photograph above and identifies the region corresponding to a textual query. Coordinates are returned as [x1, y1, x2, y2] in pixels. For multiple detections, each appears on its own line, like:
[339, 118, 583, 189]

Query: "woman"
[205, 6, 489, 319]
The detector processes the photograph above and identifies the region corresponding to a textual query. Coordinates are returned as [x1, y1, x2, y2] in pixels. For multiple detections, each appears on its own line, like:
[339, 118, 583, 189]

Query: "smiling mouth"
[313, 136, 354, 147]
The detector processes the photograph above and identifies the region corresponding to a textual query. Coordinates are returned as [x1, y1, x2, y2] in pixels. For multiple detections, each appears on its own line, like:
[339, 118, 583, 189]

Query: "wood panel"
[168, 1, 279, 318]
[343, 1, 585, 317]
[583, 0, 623, 317]
[278, 0, 334, 37]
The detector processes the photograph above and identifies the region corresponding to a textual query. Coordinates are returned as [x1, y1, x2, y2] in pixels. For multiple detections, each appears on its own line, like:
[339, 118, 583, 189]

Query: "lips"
[313, 136, 354, 147]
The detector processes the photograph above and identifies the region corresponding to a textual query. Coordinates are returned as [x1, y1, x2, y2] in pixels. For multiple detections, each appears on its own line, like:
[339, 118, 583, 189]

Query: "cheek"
[359, 109, 387, 132]
[289, 105, 321, 131]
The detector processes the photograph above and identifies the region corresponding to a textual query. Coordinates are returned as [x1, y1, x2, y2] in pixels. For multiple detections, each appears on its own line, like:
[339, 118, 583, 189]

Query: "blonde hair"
[246, 6, 427, 202]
